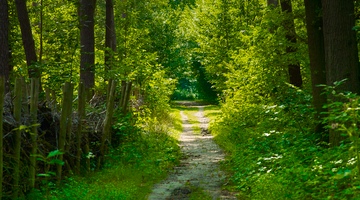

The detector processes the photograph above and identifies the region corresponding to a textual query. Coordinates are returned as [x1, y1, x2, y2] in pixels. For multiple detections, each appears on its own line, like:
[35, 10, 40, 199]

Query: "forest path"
[147, 106, 237, 200]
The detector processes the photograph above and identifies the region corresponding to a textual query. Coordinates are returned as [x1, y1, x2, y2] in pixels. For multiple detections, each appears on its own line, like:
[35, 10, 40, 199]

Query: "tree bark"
[15, 0, 40, 79]
[57, 82, 73, 183]
[267, 0, 278, 7]
[280, 0, 303, 88]
[0, 78, 4, 200]
[12, 78, 22, 199]
[0, 0, 10, 91]
[122, 82, 132, 114]
[322, 0, 360, 146]
[75, 82, 85, 175]
[98, 80, 116, 169]
[79, 0, 96, 94]
[304, 0, 328, 141]
[105, 0, 116, 72]
[29, 78, 39, 188]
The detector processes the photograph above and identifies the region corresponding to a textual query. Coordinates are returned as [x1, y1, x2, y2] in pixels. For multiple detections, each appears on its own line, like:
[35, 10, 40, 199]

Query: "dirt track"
[147, 106, 237, 200]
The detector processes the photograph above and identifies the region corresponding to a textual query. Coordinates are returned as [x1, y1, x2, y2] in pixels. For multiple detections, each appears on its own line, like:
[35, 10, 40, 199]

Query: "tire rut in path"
[148, 106, 236, 200]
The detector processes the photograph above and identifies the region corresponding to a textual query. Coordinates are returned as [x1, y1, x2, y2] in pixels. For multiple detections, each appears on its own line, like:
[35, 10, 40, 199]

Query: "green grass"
[171, 104, 202, 134]
[203, 105, 221, 130]
[29, 103, 223, 200]
[28, 112, 182, 200]
[169, 107, 183, 138]
[183, 108, 201, 135]
[188, 186, 212, 200]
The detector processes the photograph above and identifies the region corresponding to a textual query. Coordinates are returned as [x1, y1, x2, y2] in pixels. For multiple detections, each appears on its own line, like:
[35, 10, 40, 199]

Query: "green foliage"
[30, 111, 181, 199]
[188, 186, 212, 200]
[211, 82, 360, 199]
[36, 150, 64, 169]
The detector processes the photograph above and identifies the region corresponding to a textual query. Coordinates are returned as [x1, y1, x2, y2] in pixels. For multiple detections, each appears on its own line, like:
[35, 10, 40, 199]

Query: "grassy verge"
[203, 105, 240, 195]
[183, 107, 201, 135]
[28, 111, 182, 200]
[188, 185, 212, 200]
[171, 104, 201, 134]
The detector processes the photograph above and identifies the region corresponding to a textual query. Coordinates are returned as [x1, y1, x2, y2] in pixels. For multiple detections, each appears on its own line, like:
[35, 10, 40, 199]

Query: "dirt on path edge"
[147, 106, 237, 200]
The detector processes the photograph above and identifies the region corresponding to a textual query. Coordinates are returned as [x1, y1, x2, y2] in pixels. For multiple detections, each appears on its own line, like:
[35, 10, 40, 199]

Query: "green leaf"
[48, 159, 65, 166]
[37, 173, 52, 177]
[47, 150, 64, 158]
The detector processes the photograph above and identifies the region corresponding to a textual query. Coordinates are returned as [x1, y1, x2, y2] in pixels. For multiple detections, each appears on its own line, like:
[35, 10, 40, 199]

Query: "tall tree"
[0, 78, 4, 199]
[79, 0, 96, 95]
[304, 0, 327, 140]
[322, 0, 360, 146]
[280, 0, 302, 87]
[15, 0, 40, 79]
[0, 1, 9, 195]
[105, 0, 116, 72]
[0, 0, 9, 90]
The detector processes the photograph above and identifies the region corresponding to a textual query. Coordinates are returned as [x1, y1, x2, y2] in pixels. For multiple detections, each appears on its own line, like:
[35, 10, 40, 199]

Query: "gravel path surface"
[147, 106, 237, 200]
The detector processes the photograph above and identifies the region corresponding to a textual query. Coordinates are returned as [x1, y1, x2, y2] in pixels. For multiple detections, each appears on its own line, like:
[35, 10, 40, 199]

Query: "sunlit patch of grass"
[171, 102, 202, 135]
[204, 105, 221, 121]
[204, 105, 221, 135]
[49, 165, 159, 200]
[169, 107, 183, 139]
[183, 109, 201, 135]
[32, 123, 181, 200]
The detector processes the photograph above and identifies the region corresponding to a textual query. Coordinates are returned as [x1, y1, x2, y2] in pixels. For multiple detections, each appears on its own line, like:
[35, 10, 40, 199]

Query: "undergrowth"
[27, 109, 182, 200]
[211, 86, 360, 199]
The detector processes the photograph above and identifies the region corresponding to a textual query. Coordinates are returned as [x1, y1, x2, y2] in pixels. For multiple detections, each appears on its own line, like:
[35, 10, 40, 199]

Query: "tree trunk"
[79, 0, 96, 95]
[304, 0, 328, 141]
[280, 0, 303, 88]
[98, 80, 116, 169]
[122, 82, 132, 114]
[267, 0, 278, 7]
[120, 80, 127, 109]
[12, 78, 22, 199]
[0, 0, 10, 91]
[57, 82, 73, 183]
[322, 0, 360, 146]
[29, 78, 39, 188]
[75, 82, 85, 175]
[0, 77, 4, 200]
[105, 0, 116, 72]
[15, 0, 40, 79]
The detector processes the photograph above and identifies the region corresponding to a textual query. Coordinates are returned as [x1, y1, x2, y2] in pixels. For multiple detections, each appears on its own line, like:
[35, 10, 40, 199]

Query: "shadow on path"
[147, 106, 236, 200]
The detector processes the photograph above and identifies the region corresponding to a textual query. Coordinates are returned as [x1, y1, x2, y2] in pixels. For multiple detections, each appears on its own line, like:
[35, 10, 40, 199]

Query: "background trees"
[188, 0, 360, 198]
[2, 0, 360, 198]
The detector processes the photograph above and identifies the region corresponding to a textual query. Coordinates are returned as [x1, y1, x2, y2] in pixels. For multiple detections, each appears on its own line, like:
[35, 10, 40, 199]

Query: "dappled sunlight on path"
[148, 106, 237, 200]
